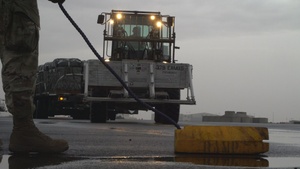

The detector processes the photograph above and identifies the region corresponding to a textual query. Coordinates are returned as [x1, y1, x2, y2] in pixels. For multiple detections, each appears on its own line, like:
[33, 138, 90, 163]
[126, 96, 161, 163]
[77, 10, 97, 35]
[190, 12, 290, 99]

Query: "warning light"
[58, 97, 66, 101]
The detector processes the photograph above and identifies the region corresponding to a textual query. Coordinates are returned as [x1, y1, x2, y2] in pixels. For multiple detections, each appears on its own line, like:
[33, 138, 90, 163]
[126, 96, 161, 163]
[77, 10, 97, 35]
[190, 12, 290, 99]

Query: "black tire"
[34, 98, 49, 119]
[154, 104, 165, 123]
[154, 89, 180, 124]
[90, 102, 107, 123]
[107, 103, 117, 121]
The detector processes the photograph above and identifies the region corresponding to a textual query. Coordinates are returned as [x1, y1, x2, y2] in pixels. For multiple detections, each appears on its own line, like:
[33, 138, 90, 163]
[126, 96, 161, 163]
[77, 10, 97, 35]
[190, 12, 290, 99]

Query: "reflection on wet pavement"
[0, 154, 277, 169]
[174, 154, 269, 167]
[0, 154, 300, 168]
[0, 154, 84, 169]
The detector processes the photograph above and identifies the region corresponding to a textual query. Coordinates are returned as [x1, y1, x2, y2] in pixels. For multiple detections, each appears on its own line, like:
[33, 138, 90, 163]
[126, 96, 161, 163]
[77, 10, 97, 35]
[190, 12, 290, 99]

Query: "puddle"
[1, 154, 300, 168]
[174, 155, 300, 168]
[174, 155, 269, 167]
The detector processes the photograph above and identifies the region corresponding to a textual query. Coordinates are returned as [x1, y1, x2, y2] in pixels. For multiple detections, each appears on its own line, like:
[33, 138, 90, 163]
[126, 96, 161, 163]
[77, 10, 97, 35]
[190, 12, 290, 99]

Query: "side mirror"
[167, 17, 174, 27]
[97, 15, 105, 24]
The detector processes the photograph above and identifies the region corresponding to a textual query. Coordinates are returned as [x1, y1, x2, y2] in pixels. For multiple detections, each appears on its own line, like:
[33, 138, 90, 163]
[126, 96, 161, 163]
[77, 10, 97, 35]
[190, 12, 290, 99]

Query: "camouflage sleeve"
[13, 0, 40, 27]
[5, 12, 39, 53]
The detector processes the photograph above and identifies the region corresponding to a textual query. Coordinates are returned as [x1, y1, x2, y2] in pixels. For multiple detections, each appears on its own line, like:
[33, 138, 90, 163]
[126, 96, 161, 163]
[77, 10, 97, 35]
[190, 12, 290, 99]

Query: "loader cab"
[98, 10, 177, 63]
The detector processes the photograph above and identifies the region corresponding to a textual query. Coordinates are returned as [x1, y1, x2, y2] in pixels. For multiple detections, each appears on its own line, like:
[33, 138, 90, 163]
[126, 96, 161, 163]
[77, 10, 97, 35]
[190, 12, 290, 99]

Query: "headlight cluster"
[111, 13, 162, 28]
[150, 15, 162, 28]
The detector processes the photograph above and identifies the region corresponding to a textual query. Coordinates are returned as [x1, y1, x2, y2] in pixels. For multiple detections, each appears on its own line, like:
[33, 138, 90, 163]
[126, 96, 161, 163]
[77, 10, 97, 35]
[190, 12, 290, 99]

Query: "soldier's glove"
[49, 0, 65, 3]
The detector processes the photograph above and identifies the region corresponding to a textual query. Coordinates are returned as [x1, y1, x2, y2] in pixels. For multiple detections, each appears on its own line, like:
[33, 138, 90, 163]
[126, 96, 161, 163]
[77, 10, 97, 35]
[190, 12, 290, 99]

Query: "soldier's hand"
[49, 0, 65, 3]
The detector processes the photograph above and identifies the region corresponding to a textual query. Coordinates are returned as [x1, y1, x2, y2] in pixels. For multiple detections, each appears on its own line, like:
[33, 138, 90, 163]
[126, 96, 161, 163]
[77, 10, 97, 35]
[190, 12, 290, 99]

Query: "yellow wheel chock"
[175, 126, 269, 154]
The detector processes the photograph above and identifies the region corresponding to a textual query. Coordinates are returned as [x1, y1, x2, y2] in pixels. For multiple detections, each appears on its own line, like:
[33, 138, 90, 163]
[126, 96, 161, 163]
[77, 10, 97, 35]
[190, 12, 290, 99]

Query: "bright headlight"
[110, 19, 114, 25]
[150, 15, 155, 20]
[156, 21, 162, 28]
[116, 13, 122, 20]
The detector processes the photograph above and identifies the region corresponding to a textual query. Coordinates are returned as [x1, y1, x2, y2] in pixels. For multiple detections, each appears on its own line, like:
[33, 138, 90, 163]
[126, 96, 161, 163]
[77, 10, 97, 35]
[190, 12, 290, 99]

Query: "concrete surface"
[1, 114, 300, 169]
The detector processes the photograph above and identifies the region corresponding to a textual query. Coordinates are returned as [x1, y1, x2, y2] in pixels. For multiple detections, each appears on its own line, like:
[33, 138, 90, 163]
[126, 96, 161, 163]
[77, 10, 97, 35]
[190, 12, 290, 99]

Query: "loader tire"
[90, 102, 107, 123]
[154, 89, 180, 124]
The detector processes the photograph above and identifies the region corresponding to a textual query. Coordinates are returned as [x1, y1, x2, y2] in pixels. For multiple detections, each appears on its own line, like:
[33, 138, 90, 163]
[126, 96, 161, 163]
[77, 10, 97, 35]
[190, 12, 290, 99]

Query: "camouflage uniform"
[1, 0, 68, 153]
[0, 0, 39, 119]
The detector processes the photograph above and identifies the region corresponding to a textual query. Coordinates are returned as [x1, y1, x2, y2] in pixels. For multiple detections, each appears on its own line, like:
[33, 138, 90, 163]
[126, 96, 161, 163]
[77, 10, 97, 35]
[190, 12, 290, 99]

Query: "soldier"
[0, 0, 68, 153]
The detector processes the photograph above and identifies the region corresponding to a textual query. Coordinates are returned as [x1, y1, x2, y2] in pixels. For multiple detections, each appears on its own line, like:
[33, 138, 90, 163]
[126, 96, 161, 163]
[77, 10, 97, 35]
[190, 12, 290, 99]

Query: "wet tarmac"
[1, 115, 300, 168]
[1, 154, 300, 169]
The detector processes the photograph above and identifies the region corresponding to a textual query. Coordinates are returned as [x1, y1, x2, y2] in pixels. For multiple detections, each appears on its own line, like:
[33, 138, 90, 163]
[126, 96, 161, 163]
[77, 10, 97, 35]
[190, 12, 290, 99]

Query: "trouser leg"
[1, 39, 68, 154]
[1, 48, 38, 119]
[1, 0, 38, 119]
[0, 6, 68, 153]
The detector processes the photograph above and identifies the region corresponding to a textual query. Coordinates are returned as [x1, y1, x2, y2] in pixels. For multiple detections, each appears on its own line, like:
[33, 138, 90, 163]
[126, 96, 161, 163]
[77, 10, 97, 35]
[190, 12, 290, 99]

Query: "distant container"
[203, 111, 268, 124]
[224, 111, 235, 117]
[241, 117, 253, 123]
[290, 120, 300, 124]
[236, 112, 247, 117]
[253, 118, 268, 123]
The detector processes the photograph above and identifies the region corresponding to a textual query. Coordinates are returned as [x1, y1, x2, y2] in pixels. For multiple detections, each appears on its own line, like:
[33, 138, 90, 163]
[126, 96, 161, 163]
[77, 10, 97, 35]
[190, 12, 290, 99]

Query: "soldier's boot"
[9, 117, 69, 153]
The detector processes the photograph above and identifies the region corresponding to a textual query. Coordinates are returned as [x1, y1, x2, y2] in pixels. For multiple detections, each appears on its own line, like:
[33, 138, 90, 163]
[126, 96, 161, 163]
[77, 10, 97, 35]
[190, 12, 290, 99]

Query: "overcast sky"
[1, 0, 299, 122]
